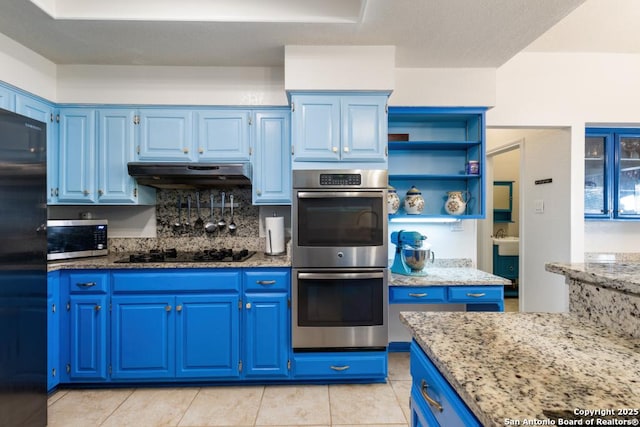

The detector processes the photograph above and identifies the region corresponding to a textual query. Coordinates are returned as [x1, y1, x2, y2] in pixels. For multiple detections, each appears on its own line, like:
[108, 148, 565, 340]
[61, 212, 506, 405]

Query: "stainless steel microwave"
[47, 219, 108, 261]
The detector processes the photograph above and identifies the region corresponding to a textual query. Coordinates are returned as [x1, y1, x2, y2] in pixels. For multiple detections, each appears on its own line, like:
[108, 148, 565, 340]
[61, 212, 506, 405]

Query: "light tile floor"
[504, 297, 519, 312]
[47, 352, 412, 427]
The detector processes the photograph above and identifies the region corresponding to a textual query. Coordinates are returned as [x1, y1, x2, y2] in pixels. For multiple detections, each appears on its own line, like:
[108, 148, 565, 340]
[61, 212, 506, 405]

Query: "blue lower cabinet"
[69, 294, 109, 381]
[244, 292, 289, 378]
[176, 294, 240, 379]
[410, 341, 480, 427]
[47, 271, 60, 391]
[111, 295, 175, 380]
[293, 352, 387, 380]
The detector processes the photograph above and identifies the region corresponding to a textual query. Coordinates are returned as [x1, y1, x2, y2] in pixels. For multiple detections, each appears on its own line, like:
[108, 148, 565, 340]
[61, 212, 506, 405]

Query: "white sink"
[492, 237, 519, 256]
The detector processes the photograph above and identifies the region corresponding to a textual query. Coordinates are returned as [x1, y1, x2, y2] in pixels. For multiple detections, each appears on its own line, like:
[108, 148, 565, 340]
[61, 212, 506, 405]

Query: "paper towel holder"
[265, 212, 286, 256]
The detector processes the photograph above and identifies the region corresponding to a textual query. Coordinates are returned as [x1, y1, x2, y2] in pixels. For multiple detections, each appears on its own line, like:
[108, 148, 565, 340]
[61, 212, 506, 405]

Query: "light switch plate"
[534, 199, 544, 213]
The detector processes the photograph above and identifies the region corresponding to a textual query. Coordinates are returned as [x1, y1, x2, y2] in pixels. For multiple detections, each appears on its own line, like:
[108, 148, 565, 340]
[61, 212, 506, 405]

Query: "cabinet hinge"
[238, 360, 243, 372]
[385, 103, 388, 114]
[56, 114, 60, 123]
[248, 116, 252, 126]
[291, 102, 295, 113]
[50, 113, 54, 122]
[133, 188, 138, 198]
[249, 147, 252, 156]
[66, 364, 70, 374]
[136, 145, 140, 155]
[385, 145, 388, 157]
[133, 115, 140, 125]
[52, 303, 56, 313]
[287, 359, 291, 370]
[66, 301, 70, 311]
[291, 145, 295, 156]
[238, 299, 242, 310]
[109, 365, 112, 375]
[287, 299, 291, 309]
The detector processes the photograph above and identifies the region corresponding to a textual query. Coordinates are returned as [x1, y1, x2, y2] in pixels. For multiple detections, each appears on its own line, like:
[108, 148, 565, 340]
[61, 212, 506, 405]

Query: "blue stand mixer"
[390, 230, 432, 276]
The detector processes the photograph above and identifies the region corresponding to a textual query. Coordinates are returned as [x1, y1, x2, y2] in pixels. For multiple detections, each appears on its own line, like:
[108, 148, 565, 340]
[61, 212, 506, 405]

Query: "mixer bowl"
[402, 248, 434, 271]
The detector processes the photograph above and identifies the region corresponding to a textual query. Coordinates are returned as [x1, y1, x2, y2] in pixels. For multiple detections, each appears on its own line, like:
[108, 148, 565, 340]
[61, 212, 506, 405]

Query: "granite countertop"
[400, 311, 640, 426]
[390, 268, 511, 287]
[546, 261, 640, 296]
[47, 251, 291, 271]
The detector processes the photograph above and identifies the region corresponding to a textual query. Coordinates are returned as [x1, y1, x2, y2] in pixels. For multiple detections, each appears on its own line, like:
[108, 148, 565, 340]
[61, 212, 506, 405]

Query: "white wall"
[57, 65, 287, 105]
[0, 33, 57, 101]
[520, 128, 572, 312]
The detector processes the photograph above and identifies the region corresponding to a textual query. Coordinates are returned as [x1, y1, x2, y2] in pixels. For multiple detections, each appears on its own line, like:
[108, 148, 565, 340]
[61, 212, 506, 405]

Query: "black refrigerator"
[0, 108, 47, 426]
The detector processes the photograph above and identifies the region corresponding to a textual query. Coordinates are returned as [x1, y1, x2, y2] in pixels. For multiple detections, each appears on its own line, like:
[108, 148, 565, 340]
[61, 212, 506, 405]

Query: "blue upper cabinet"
[252, 110, 291, 204]
[387, 107, 486, 219]
[291, 93, 388, 165]
[58, 108, 97, 203]
[0, 85, 15, 111]
[197, 109, 250, 161]
[97, 109, 155, 204]
[15, 94, 58, 203]
[586, 127, 640, 220]
[137, 109, 194, 161]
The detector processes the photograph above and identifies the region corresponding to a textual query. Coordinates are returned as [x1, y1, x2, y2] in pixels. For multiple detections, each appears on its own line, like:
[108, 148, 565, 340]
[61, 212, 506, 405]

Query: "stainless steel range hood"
[128, 162, 252, 189]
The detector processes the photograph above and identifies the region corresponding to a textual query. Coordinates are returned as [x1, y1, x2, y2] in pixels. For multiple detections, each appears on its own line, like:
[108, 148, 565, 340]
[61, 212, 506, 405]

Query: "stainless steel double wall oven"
[292, 170, 388, 351]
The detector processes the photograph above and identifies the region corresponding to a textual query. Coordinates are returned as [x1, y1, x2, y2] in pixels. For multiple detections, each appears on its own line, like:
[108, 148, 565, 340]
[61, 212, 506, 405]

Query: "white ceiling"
[0, 0, 634, 69]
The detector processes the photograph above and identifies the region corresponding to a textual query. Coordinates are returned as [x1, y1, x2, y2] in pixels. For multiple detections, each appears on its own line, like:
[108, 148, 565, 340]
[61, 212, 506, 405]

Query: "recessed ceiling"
[0, 0, 586, 67]
[29, 0, 367, 23]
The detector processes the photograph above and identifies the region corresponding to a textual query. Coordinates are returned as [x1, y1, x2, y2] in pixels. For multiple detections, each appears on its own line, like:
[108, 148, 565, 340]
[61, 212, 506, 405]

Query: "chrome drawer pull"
[257, 280, 276, 285]
[409, 293, 428, 298]
[420, 379, 443, 412]
[330, 365, 350, 371]
[76, 282, 96, 288]
[466, 293, 486, 298]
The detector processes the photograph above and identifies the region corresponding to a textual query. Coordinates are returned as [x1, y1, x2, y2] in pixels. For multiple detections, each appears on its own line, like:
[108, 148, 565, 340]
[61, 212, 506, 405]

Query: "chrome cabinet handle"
[409, 293, 428, 298]
[330, 365, 350, 371]
[76, 282, 96, 288]
[420, 379, 443, 412]
[257, 280, 276, 285]
[466, 293, 486, 298]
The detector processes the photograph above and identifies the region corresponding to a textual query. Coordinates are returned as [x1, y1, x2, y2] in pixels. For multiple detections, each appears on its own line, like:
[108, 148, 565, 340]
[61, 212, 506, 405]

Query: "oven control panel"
[319, 173, 361, 186]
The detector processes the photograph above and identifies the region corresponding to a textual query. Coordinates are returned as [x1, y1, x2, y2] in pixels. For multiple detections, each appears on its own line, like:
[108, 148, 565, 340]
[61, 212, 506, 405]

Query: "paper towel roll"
[265, 216, 285, 255]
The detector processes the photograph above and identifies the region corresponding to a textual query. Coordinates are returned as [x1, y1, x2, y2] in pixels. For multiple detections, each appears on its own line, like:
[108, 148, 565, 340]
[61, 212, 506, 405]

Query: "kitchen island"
[400, 311, 640, 426]
[546, 260, 640, 338]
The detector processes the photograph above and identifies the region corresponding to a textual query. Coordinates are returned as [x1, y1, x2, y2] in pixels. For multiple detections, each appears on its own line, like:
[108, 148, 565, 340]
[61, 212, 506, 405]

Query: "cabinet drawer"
[293, 352, 387, 380]
[112, 269, 241, 293]
[447, 286, 503, 303]
[389, 286, 446, 303]
[410, 342, 481, 426]
[67, 272, 109, 293]
[243, 269, 290, 292]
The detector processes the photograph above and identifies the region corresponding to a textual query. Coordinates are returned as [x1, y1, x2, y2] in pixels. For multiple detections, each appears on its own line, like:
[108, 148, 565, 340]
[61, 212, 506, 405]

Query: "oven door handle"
[297, 191, 383, 199]
[297, 271, 385, 280]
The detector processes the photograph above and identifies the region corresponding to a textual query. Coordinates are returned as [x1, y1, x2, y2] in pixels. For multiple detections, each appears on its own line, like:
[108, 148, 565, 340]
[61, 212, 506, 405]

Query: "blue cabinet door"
[111, 295, 175, 379]
[175, 294, 240, 379]
[97, 109, 138, 203]
[0, 85, 15, 110]
[252, 110, 291, 204]
[197, 110, 250, 161]
[58, 108, 97, 203]
[137, 109, 193, 161]
[244, 292, 289, 378]
[15, 94, 58, 203]
[47, 272, 60, 391]
[291, 95, 341, 162]
[69, 294, 108, 380]
[341, 96, 387, 162]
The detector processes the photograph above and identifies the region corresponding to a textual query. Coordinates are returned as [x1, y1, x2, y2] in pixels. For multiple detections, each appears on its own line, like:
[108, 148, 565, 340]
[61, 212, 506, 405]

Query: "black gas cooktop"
[114, 248, 255, 264]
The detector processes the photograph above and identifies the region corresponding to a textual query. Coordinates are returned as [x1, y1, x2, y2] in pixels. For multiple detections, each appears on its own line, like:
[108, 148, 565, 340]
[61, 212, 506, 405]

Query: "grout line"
[98, 387, 136, 426]
[175, 386, 201, 427]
